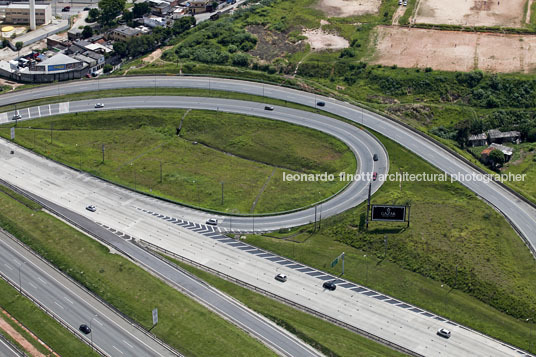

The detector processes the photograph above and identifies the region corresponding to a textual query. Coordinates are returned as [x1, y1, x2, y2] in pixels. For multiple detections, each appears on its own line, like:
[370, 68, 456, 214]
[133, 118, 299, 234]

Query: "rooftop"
[39, 53, 80, 66]
[488, 129, 520, 139]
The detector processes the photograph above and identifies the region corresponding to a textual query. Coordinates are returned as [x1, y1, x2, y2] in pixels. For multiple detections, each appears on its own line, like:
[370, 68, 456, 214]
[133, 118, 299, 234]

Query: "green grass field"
[0, 188, 277, 357]
[0, 109, 354, 214]
[0, 275, 97, 356]
[243, 132, 536, 353]
[162, 254, 405, 357]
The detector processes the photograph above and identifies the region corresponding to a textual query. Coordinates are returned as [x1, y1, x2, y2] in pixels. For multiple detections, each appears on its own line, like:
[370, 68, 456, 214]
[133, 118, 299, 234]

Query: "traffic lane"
[124, 218, 517, 357]
[0, 335, 22, 357]
[0, 234, 173, 357]
[8, 190, 321, 357]
[67, 96, 387, 228]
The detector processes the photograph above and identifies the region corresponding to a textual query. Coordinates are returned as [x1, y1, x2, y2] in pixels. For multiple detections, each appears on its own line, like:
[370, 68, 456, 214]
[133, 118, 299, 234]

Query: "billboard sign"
[371, 205, 406, 222]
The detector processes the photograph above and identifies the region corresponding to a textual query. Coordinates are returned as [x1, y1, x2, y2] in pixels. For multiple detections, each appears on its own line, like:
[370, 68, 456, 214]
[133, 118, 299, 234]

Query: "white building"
[4, 3, 52, 26]
[143, 16, 167, 28]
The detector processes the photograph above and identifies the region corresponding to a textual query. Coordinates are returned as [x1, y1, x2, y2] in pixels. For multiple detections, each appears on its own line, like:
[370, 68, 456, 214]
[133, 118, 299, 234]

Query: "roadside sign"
[330, 257, 338, 268]
[152, 308, 158, 326]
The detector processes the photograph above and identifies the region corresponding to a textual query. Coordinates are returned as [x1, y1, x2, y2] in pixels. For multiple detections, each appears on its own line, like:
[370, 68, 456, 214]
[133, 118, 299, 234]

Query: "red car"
[373, 172, 377, 181]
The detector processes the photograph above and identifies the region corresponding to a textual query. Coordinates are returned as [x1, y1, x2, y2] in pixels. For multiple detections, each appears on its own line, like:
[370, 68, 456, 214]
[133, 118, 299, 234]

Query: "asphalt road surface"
[0, 93, 531, 355]
[0, 230, 178, 357]
[0, 334, 23, 357]
[0, 96, 389, 232]
[0, 182, 322, 357]
[0, 77, 534, 254]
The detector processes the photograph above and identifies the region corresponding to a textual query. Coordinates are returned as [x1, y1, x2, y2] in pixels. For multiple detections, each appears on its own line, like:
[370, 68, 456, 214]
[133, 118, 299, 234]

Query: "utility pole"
[101, 144, 105, 163]
[221, 181, 224, 205]
[366, 182, 371, 229]
[314, 205, 318, 231]
[384, 235, 388, 258]
[50, 123, 53, 144]
[318, 204, 322, 230]
[160, 161, 163, 183]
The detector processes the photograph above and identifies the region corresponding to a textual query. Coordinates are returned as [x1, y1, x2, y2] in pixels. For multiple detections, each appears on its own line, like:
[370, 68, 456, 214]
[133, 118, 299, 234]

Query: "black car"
[316, 101, 325, 107]
[61, 6, 70, 11]
[83, 7, 90, 10]
[323, 281, 336, 291]
[264, 105, 274, 111]
[373, 153, 378, 161]
[79, 324, 91, 334]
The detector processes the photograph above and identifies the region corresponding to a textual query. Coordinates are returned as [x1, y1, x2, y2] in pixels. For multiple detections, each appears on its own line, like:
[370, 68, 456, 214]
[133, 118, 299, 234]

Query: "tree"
[231, 53, 249, 67]
[98, 0, 126, 25]
[172, 16, 195, 35]
[103, 64, 113, 73]
[113, 41, 128, 57]
[15, 41, 23, 58]
[82, 26, 93, 39]
[87, 8, 100, 22]
[132, 2, 150, 18]
[488, 149, 505, 167]
[2, 39, 9, 48]
[527, 128, 536, 142]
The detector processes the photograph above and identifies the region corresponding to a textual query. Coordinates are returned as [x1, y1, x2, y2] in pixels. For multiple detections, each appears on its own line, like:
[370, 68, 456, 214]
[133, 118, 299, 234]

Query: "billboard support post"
[407, 205, 411, 227]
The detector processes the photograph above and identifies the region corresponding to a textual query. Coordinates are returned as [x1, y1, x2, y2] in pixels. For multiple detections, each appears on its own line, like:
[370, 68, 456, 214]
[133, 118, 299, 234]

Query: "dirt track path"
[527, 0, 534, 23]
[0, 316, 44, 357]
[392, 6, 407, 25]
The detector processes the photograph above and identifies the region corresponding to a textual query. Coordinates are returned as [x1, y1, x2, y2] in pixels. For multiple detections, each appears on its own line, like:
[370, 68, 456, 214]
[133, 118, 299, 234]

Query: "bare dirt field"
[413, 0, 527, 27]
[315, 0, 381, 17]
[303, 28, 349, 50]
[371, 26, 536, 73]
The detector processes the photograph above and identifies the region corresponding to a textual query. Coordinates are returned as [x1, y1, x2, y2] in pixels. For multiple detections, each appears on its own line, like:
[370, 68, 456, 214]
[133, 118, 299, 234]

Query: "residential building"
[487, 129, 521, 144]
[107, 25, 142, 41]
[468, 133, 487, 147]
[188, 0, 211, 14]
[143, 16, 167, 28]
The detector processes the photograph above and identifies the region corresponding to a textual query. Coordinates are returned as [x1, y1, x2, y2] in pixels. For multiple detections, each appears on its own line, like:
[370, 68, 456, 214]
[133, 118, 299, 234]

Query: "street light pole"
[221, 181, 224, 205]
[363, 254, 368, 284]
[17, 261, 25, 293]
[527, 318, 533, 353]
[89, 314, 98, 348]
[159, 161, 163, 183]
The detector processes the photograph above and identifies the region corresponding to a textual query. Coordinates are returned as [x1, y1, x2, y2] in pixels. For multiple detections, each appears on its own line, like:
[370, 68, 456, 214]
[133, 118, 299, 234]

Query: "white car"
[275, 273, 287, 282]
[206, 218, 218, 226]
[403, 0, 407, 5]
[95, 103, 104, 108]
[86, 205, 96, 212]
[12, 113, 21, 120]
[437, 328, 451, 338]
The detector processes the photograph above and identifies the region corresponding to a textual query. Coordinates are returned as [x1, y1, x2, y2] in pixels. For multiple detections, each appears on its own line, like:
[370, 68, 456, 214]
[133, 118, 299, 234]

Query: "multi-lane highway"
[0, 229, 178, 357]
[0, 96, 389, 232]
[0, 90, 532, 355]
[0, 334, 23, 357]
[0, 77, 534, 253]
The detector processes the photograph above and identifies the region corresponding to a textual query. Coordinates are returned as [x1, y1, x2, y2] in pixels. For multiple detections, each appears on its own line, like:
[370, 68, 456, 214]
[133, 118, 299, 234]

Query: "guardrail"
[0, 180, 182, 357]
[139, 238, 535, 357]
[136, 238, 424, 357]
[0, 269, 108, 356]
[0, 330, 26, 357]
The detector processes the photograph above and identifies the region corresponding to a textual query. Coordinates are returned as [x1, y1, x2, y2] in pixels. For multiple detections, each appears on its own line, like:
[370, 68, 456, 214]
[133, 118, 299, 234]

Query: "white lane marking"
[54, 301, 64, 309]
[29, 282, 37, 289]
[37, 277, 48, 285]
[94, 319, 103, 327]
[122, 340, 134, 349]
[48, 104, 51, 114]
[4, 263, 13, 270]
[38, 106, 41, 117]
[64, 296, 74, 304]
[112, 345, 124, 354]
[27, 107, 31, 118]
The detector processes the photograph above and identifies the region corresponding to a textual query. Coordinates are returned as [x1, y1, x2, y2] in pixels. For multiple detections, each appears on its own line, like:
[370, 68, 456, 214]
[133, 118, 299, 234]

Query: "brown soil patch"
[371, 26, 536, 73]
[247, 25, 305, 61]
[392, 6, 407, 25]
[142, 48, 163, 63]
[0, 316, 45, 357]
[413, 0, 526, 27]
[303, 28, 349, 50]
[315, 0, 381, 17]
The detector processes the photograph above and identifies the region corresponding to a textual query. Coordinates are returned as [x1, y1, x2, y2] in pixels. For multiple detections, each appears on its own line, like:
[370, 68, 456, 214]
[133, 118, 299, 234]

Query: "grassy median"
[0, 188, 276, 357]
[0, 109, 354, 214]
[245, 132, 536, 353]
[162, 254, 404, 357]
